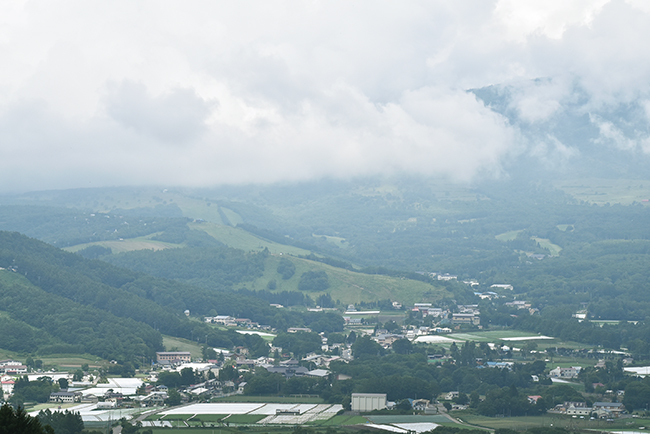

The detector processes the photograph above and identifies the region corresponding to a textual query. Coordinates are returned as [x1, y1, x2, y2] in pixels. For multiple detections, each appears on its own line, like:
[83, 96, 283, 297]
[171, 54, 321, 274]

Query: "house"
[0, 362, 28, 375]
[475, 292, 498, 300]
[412, 399, 430, 411]
[593, 402, 625, 418]
[549, 366, 581, 379]
[156, 352, 191, 364]
[490, 284, 513, 290]
[505, 301, 532, 310]
[484, 361, 514, 369]
[136, 391, 168, 407]
[1, 380, 15, 396]
[306, 369, 330, 378]
[374, 333, 405, 347]
[264, 365, 309, 378]
[566, 402, 591, 416]
[451, 313, 480, 326]
[287, 327, 312, 333]
[49, 391, 79, 403]
[527, 395, 543, 404]
[437, 274, 457, 281]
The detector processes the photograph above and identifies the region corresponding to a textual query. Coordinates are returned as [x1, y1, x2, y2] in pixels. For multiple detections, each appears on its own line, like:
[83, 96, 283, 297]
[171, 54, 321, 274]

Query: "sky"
[1, 0, 650, 192]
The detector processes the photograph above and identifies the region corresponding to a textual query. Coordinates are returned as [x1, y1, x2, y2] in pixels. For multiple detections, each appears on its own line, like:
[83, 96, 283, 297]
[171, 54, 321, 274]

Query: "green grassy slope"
[245, 255, 451, 306]
[63, 235, 182, 253]
[190, 221, 312, 256]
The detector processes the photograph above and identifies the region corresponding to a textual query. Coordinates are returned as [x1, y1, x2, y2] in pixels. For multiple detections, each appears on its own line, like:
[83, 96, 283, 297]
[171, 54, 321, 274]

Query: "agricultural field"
[458, 412, 650, 432]
[191, 221, 312, 256]
[162, 335, 204, 359]
[531, 237, 562, 256]
[495, 230, 524, 242]
[154, 403, 344, 427]
[314, 415, 369, 426]
[245, 254, 452, 306]
[213, 396, 324, 404]
[224, 414, 268, 424]
[555, 178, 650, 205]
[64, 236, 181, 253]
[313, 233, 350, 249]
[449, 330, 554, 342]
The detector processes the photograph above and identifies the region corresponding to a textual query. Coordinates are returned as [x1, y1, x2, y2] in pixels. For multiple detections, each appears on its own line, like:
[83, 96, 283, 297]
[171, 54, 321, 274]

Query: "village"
[0, 293, 643, 429]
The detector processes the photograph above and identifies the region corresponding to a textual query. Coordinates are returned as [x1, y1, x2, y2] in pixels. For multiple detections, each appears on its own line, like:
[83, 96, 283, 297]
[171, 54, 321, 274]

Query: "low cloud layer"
[1, 1, 650, 192]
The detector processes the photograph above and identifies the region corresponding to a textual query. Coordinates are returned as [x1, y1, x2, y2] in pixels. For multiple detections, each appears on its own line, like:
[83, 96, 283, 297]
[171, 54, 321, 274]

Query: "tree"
[202, 345, 217, 361]
[277, 258, 296, 280]
[180, 367, 196, 386]
[72, 370, 84, 381]
[37, 409, 84, 434]
[219, 365, 239, 381]
[392, 339, 412, 355]
[298, 271, 329, 292]
[119, 418, 142, 434]
[351, 336, 384, 357]
[273, 332, 322, 359]
[624, 381, 650, 412]
[316, 293, 335, 308]
[0, 404, 49, 434]
[396, 399, 412, 412]
[470, 391, 480, 408]
[157, 371, 182, 388]
[57, 378, 68, 390]
[165, 389, 181, 406]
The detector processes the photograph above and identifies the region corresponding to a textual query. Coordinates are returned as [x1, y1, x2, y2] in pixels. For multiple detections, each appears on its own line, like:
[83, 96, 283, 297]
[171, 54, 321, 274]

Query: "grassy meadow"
[245, 254, 452, 306]
[162, 335, 204, 358]
[64, 236, 182, 253]
[555, 178, 650, 205]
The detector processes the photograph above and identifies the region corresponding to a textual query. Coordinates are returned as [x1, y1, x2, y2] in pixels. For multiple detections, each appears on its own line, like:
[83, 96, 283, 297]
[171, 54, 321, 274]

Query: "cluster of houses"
[0, 360, 28, 375]
[550, 401, 626, 419]
[203, 315, 273, 331]
[1, 360, 28, 398]
[410, 303, 481, 327]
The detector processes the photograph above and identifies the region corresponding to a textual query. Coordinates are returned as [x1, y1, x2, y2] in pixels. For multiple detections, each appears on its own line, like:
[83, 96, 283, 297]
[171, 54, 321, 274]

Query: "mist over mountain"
[473, 80, 650, 181]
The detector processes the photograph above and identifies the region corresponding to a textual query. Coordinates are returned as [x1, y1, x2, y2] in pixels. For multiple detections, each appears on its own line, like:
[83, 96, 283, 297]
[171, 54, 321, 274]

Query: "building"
[451, 313, 480, 326]
[437, 274, 457, 281]
[49, 392, 78, 403]
[156, 352, 191, 364]
[566, 402, 591, 416]
[549, 366, 581, 379]
[287, 327, 312, 333]
[593, 402, 625, 418]
[351, 393, 387, 412]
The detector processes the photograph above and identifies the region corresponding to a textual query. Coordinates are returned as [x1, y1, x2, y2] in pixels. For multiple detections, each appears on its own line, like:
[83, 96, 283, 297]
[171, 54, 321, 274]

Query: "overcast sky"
[1, 0, 650, 192]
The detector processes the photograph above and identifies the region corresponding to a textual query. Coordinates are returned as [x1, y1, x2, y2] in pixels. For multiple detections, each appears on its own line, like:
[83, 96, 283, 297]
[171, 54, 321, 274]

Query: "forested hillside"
[3, 178, 650, 351]
[0, 231, 346, 366]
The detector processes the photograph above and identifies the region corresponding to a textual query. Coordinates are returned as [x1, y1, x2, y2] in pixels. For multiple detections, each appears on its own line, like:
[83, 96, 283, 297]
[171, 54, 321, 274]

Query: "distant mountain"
[472, 81, 650, 180]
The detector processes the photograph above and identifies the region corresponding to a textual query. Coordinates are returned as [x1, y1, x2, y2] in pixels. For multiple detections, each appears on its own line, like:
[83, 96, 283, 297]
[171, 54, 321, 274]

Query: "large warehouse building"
[351, 393, 387, 412]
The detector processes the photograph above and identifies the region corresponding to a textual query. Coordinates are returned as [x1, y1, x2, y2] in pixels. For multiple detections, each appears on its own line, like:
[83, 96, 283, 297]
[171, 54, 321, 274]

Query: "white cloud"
[0, 1, 649, 191]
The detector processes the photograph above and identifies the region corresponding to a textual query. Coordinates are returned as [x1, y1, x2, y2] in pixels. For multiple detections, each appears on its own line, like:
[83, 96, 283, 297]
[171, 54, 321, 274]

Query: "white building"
[351, 393, 387, 412]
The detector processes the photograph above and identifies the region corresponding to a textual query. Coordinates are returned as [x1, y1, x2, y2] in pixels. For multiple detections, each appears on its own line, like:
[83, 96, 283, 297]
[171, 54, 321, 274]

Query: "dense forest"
[2, 178, 650, 359]
[0, 231, 344, 366]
